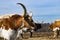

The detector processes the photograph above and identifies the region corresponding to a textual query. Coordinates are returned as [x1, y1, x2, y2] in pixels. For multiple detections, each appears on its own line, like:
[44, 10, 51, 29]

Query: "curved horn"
[17, 3, 27, 16]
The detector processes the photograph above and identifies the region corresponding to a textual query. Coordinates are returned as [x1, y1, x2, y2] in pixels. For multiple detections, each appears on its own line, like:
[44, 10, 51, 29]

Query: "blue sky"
[0, 0, 60, 23]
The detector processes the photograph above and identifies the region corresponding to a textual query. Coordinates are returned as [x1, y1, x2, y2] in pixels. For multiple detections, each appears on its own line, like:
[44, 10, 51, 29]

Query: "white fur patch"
[0, 28, 17, 40]
[17, 29, 23, 38]
[31, 30, 34, 32]
[22, 27, 28, 31]
[53, 27, 60, 31]
[17, 27, 28, 38]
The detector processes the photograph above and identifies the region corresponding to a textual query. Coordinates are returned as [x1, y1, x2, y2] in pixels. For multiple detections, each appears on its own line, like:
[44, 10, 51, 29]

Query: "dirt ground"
[18, 32, 60, 40]
[0, 32, 60, 40]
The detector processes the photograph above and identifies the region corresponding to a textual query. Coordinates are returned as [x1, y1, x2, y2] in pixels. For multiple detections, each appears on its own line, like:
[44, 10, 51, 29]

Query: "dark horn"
[17, 3, 27, 16]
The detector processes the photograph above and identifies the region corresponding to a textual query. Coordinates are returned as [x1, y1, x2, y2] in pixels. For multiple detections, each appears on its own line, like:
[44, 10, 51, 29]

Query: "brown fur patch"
[0, 14, 23, 30]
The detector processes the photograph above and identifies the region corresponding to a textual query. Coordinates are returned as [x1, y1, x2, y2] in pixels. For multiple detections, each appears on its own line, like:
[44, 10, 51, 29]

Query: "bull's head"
[17, 3, 35, 30]
[49, 23, 54, 31]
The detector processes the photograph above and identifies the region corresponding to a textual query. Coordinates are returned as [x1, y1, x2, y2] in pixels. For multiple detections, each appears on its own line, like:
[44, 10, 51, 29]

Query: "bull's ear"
[29, 11, 33, 17]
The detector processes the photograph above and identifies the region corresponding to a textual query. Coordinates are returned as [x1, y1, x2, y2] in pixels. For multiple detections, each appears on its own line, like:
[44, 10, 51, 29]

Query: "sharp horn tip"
[17, 3, 21, 4]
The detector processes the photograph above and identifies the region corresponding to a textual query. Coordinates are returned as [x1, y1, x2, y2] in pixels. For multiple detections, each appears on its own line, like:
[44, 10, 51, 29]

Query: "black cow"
[34, 23, 42, 31]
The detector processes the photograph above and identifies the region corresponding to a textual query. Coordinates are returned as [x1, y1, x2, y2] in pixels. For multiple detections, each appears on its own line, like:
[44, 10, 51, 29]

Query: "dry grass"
[0, 32, 60, 40]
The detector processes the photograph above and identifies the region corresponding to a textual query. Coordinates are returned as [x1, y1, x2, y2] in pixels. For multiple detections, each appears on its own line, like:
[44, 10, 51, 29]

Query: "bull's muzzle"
[31, 27, 35, 30]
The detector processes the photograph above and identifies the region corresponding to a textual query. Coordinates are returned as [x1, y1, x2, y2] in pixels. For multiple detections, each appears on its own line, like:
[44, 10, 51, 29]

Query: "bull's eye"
[28, 17, 33, 22]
